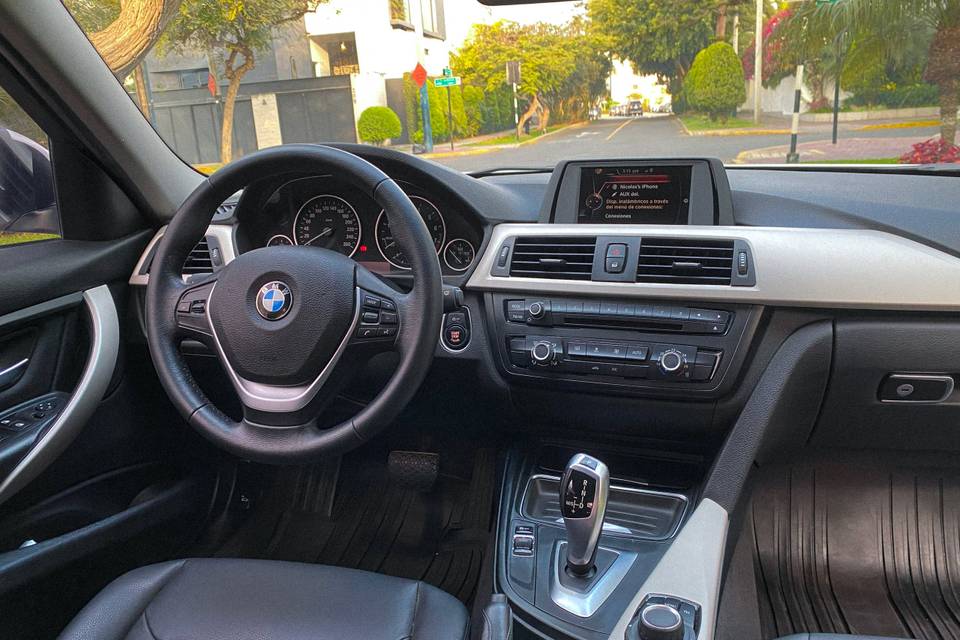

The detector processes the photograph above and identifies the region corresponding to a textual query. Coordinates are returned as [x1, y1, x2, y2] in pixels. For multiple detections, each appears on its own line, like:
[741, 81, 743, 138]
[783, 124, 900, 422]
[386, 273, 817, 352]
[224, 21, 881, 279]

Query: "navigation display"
[577, 165, 691, 224]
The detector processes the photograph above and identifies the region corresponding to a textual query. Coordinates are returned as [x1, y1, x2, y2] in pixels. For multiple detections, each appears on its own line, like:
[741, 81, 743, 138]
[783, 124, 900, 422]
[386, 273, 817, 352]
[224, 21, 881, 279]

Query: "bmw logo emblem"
[256, 281, 292, 320]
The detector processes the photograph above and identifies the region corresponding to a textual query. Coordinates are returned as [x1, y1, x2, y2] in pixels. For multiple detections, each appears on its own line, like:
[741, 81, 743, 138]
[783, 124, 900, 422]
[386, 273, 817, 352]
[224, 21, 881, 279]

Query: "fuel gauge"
[443, 238, 476, 272]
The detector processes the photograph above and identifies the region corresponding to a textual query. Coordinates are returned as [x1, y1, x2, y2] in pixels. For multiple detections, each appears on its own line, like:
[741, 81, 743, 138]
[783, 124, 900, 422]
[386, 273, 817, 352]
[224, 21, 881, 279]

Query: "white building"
[304, 0, 463, 122]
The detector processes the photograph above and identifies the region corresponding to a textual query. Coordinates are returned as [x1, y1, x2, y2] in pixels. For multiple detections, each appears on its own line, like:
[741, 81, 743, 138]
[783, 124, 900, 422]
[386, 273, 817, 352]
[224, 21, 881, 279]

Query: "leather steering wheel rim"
[145, 144, 443, 464]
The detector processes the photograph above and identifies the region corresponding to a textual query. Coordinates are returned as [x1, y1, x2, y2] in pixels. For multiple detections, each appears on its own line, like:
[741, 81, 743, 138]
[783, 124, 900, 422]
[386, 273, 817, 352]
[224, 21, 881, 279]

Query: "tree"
[161, 0, 317, 163]
[357, 107, 402, 145]
[452, 20, 609, 135]
[782, 0, 960, 144]
[588, 0, 716, 96]
[67, 0, 183, 79]
[685, 42, 746, 120]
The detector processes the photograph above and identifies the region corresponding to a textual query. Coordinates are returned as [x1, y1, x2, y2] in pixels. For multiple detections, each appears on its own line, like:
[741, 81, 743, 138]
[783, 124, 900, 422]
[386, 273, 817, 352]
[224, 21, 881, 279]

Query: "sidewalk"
[387, 121, 585, 159]
[734, 135, 927, 164]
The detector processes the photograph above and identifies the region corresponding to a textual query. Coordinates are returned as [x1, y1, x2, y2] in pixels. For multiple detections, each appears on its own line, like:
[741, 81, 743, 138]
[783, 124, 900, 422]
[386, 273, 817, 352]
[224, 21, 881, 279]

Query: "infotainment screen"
[577, 165, 691, 224]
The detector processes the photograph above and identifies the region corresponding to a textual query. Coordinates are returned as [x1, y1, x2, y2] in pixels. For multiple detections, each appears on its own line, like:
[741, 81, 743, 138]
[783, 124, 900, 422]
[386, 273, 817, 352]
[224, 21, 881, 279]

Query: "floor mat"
[750, 454, 960, 640]
[217, 447, 497, 604]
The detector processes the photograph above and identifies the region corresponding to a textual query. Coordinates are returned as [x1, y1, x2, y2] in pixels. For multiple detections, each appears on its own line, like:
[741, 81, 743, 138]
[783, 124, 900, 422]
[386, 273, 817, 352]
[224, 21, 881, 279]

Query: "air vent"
[510, 236, 597, 280]
[637, 237, 734, 285]
[181, 238, 214, 276]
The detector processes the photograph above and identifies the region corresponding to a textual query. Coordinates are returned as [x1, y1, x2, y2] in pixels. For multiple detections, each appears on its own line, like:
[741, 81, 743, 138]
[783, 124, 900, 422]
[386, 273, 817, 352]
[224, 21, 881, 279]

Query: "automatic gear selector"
[560, 453, 610, 575]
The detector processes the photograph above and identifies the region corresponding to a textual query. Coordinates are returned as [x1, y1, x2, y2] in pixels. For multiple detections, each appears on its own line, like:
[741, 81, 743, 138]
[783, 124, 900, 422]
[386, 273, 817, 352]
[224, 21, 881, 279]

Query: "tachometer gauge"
[293, 194, 361, 256]
[266, 234, 293, 247]
[443, 239, 475, 272]
[375, 196, 445, 269]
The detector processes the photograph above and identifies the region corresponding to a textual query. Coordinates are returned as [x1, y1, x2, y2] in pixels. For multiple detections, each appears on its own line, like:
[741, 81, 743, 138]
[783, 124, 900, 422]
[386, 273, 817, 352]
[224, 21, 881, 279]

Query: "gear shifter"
[560, 453, 609, 576]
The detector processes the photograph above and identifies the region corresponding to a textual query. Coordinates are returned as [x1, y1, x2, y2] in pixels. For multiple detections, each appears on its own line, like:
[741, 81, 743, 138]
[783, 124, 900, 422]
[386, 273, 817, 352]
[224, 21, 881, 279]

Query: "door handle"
[0, 358, 28, 389]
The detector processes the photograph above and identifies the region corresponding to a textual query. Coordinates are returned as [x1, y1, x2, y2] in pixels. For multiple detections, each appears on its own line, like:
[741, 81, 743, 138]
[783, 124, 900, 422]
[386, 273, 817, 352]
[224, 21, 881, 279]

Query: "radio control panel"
[507, 335, 720, 382]
[487, 293, 758, 396]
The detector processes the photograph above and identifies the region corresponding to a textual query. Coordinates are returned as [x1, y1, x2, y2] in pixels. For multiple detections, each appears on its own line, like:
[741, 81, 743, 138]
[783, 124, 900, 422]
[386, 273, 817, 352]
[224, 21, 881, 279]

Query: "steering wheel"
[145, 145, 443, 464]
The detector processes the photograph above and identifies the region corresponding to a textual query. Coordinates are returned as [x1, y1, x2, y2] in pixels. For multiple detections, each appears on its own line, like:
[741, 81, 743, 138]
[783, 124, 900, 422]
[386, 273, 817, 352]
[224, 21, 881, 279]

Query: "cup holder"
[521, 474, 687, 541]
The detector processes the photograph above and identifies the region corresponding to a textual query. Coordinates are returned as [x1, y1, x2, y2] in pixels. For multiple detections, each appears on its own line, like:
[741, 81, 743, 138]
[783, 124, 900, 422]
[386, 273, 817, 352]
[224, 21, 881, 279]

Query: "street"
[430, 114, 941, 173]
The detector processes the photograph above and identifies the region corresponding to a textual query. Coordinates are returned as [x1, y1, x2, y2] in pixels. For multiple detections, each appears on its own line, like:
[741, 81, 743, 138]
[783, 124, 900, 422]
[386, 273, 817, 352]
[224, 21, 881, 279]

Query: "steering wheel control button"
[176, 282, 216, 336]
[255, 281, 293, 321]
[353, 290, 400, 343]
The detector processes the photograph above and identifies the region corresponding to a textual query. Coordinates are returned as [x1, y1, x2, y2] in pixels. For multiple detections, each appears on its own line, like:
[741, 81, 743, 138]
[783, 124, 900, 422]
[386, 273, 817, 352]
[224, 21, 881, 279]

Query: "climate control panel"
[507, 335, 720, 382]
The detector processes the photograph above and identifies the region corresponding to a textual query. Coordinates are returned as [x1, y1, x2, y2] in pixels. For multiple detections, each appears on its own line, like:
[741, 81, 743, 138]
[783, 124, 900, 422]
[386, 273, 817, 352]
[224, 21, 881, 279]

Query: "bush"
[685, 42, 746, 121]
[401, 74, 470, 143]
[357, 106, 402, 145]
[846, 83, 939, 109]
[900, 137, 960, 164]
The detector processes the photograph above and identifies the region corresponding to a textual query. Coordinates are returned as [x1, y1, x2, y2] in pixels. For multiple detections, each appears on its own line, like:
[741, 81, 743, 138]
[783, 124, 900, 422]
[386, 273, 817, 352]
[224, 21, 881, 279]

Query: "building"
[305, 0, 457, 141]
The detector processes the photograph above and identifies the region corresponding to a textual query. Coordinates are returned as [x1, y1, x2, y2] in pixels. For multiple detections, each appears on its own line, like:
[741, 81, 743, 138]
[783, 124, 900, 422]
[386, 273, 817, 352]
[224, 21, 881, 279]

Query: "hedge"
[357, 106, 402, 145]
[684, 42, 746, 121]
[401, 74, 515, 143]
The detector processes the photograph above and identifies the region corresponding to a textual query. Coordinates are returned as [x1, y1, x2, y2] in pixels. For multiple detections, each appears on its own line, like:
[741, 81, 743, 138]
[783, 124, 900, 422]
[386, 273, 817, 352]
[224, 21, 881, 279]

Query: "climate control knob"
[659, 350, 685, 375]
[531, 341, 555, 365]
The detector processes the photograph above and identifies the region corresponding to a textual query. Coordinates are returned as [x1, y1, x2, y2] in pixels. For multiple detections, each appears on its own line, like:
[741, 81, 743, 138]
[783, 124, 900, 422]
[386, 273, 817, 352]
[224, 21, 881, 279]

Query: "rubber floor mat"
[750, 455, 960, 639]
[217, 447, 497, 604]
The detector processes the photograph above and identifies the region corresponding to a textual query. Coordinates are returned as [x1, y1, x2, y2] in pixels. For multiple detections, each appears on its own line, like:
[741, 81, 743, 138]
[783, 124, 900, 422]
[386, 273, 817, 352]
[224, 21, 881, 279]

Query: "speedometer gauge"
[293, 194, 361, 256]
[375, 196, 445, 269]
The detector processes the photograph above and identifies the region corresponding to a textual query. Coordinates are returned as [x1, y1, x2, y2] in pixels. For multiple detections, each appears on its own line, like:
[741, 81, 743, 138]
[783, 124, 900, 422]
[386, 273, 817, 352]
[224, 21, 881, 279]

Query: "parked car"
[628, 100, 644, 116]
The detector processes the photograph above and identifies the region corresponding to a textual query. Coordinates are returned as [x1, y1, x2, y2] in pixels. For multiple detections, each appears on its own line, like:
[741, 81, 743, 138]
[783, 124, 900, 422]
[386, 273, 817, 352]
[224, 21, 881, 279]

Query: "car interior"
[1, 1, 960, 639]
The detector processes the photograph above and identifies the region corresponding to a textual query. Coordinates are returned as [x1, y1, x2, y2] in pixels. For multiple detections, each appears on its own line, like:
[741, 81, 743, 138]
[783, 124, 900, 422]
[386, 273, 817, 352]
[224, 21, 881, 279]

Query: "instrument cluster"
[244, 175, 480, 276]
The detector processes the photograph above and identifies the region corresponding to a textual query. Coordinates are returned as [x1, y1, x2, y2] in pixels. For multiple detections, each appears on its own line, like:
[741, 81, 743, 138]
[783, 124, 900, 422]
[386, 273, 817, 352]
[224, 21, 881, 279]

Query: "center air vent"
[181, 238, 214, 276]
[637, 237, 734, 285]
[510, 236, 597, 280]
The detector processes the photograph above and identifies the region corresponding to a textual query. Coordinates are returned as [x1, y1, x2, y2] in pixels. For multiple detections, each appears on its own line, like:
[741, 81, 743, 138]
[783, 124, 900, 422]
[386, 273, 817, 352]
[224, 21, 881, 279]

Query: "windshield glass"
[63, 0, 960, 172]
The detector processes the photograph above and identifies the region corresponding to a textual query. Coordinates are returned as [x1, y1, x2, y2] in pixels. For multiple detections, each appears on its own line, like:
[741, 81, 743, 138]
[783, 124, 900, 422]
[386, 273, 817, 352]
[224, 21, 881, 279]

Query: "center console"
[497, 446, 706, 640]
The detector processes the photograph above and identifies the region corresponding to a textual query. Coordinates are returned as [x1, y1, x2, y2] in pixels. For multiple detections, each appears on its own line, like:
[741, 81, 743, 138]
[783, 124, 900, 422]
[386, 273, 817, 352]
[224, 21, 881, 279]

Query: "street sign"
[506, 60, 521, 85]
[442, 67, 453, 77]
[434, 76, 461, 88]
[411, 63, 428, 88]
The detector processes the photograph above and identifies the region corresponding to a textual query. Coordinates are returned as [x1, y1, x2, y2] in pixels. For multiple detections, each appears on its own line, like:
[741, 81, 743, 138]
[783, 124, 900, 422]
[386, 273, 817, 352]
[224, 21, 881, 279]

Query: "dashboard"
[234, 174, 484, 277]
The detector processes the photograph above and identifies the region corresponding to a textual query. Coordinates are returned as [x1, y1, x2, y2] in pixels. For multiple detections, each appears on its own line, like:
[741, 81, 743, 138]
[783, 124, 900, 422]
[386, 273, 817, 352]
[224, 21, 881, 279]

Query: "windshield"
[62, 0, 960, 173]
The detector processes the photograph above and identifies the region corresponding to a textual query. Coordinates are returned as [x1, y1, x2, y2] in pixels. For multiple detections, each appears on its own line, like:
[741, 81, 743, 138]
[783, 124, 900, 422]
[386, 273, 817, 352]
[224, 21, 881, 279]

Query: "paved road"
[431, 115, 939, 173]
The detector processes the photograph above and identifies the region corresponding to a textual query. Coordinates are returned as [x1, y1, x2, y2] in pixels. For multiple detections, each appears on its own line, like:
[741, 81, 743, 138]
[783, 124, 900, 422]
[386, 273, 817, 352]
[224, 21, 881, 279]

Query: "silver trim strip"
[520, 474, 689, 539]
[881, 373, 955, 404]
[467, 224, 960, 311]
[608, 498, 728, 640]
[0, 358, 29, 379]
[129, 224, 238, 286]
[0, 286, 120, 506]
[205, 288, 363, 413]
[551, 542, 637, 618]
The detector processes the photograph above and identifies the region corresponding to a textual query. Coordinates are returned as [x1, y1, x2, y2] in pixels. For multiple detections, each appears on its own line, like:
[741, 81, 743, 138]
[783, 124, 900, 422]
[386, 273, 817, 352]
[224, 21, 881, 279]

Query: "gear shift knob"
[560, 453, 609, 576]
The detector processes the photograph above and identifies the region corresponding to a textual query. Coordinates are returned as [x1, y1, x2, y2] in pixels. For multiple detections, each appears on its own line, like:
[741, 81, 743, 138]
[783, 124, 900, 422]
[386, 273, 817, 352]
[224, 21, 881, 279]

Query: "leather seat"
[58, 558, 469, 640]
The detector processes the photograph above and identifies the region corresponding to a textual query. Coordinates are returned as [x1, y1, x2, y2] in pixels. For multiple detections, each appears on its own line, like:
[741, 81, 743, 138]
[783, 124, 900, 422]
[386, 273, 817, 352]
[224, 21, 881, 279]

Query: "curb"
[421, 146, 497, 160]
[676, 115, 789, 137]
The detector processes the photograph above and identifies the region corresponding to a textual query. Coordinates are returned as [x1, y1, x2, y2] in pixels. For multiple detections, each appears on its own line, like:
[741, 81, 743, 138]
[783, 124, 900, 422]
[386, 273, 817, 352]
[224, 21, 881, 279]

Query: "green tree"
[783, 0, 959, 144]
[588, 0, 716, 98]
[685, 42, 746, 120]
[161, 0, 318, 163]
[357, 106, 402, 145]
[452, 20, 608, 134]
